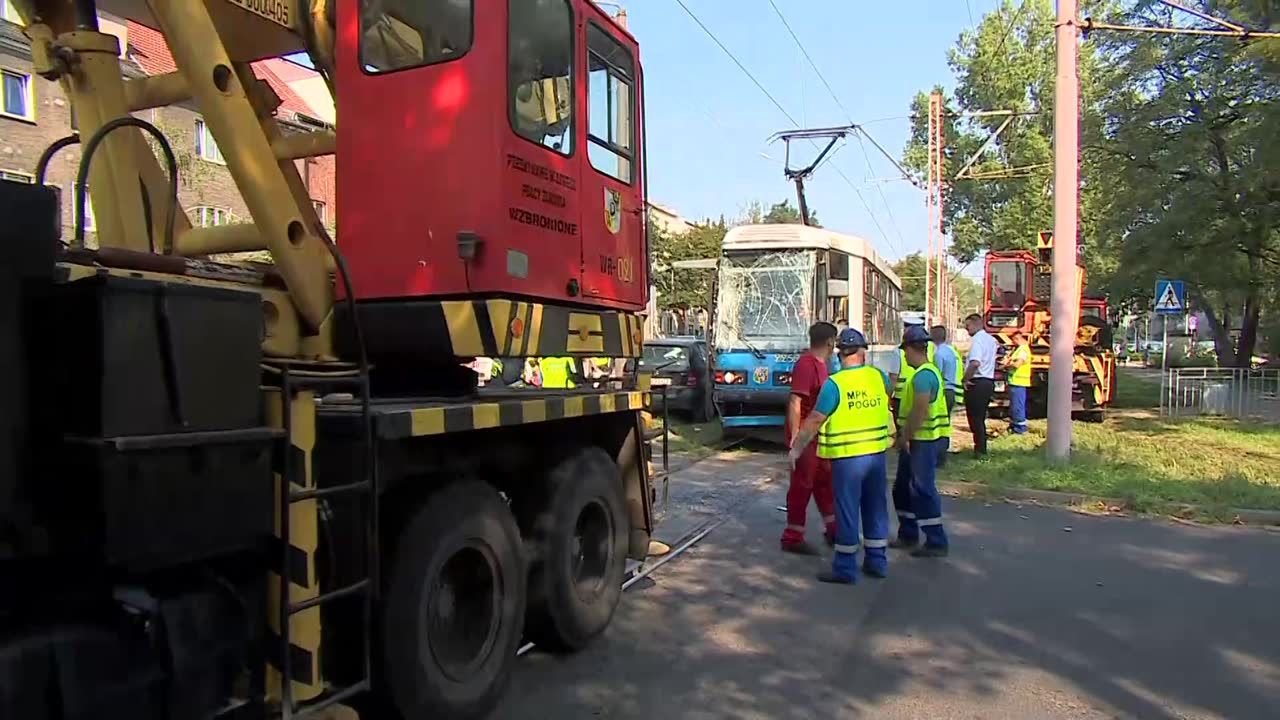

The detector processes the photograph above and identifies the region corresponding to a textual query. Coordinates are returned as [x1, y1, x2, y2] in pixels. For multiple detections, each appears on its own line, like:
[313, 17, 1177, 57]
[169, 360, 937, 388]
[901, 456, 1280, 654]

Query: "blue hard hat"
[902, 325, 931, 346]
[837, 327, 868, 349]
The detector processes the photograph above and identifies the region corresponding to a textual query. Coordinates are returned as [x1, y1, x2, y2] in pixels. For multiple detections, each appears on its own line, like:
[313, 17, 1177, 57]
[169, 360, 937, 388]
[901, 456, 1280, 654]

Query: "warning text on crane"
[225, 0, 292, 28]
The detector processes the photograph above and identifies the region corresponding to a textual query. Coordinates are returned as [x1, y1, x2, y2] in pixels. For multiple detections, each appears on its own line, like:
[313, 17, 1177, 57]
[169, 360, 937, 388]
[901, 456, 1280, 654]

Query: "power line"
[763, 0, 909, 257]
[857, 134, 909, 256]
[669, 0, 798, 126]
[765, 0, 853, 121]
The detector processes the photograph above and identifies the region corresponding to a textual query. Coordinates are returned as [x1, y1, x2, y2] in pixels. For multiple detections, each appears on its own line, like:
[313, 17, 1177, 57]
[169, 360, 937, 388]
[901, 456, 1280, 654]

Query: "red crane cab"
[335, 0, 648, 336]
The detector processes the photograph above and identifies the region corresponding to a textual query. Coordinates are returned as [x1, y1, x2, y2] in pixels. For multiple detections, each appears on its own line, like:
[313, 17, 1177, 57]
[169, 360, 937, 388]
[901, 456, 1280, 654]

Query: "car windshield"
[640, 345, 690, 371]
[988, 261, 1027, 307]
[714, 250, 816, 352]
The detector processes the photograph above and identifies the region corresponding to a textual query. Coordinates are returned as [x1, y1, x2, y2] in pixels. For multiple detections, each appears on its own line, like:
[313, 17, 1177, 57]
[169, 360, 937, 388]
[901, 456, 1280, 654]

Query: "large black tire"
[381, 481, 526, 720]
[522, 447, 627, 652]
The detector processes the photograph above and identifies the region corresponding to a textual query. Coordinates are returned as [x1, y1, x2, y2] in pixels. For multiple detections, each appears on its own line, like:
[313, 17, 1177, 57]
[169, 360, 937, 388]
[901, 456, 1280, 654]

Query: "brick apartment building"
[0, 5, 335, 247]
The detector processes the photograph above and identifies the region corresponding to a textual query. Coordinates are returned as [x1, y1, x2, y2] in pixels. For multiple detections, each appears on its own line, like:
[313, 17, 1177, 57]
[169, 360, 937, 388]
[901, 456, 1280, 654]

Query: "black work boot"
[911, 544, 950, 558]
[889, 537, 919, 550]
[816, 571, 855, 584]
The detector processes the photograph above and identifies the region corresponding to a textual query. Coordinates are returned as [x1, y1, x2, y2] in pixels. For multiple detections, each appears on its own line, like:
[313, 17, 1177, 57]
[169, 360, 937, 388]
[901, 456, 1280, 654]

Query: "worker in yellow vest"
[892, 326, 951, 557]
[890, 329, 935, 416]
[540, 357, 579, 389]
[787, 328, 895, 583]
[1004, 331, 1033, 434]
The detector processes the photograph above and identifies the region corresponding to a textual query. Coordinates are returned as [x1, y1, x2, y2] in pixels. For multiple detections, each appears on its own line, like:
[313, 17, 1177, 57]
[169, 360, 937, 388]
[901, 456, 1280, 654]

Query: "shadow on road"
[501, 473, 1280, 719]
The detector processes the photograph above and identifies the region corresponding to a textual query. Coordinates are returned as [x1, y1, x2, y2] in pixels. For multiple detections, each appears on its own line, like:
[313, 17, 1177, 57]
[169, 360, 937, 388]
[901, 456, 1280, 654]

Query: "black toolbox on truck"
[38, 272, 276, 571]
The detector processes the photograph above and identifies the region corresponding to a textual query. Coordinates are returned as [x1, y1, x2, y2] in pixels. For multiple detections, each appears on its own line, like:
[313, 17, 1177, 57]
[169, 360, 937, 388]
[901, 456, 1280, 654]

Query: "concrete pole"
[1047, 0, 1080, 459]
[925, 95, 935, 323]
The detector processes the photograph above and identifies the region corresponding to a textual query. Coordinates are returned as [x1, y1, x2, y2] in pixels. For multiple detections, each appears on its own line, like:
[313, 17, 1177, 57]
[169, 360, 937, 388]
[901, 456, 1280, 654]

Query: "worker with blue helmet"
[892, 324, 951, 557]
[788, 327, 895, 583]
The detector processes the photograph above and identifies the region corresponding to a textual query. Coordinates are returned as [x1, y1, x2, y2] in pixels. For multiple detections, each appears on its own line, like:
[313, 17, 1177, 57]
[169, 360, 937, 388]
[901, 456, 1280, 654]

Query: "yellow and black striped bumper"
[342, 298, 646, 361]
[322, 390, 651, 440]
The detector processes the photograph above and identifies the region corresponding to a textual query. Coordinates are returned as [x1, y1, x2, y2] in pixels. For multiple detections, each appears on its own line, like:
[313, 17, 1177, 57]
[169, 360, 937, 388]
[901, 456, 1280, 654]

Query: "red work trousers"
[781, 442, 835, 546]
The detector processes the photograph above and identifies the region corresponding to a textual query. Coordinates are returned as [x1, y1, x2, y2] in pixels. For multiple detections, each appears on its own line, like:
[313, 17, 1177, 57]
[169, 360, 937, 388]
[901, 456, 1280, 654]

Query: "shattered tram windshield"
[715, 250, 816, 351]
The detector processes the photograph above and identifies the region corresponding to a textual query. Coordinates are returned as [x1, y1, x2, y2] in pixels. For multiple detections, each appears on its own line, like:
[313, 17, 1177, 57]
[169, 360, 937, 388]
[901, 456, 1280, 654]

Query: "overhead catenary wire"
[759, 0, 909, 258]
[669, 0, 799, 127]
[671, 0, 903, 257]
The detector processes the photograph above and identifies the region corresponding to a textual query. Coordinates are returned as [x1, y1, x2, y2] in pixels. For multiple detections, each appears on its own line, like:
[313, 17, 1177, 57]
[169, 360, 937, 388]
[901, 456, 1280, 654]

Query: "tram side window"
[360, 0, 474, 73]
[509, 0, 575, 155]
[587, 23, 635, 182]
[828, 251, 849, 280]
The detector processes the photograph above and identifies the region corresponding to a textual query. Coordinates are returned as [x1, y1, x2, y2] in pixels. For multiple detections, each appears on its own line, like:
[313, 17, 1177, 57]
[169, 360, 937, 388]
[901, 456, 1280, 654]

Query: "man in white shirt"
[962, 313, 998, 456]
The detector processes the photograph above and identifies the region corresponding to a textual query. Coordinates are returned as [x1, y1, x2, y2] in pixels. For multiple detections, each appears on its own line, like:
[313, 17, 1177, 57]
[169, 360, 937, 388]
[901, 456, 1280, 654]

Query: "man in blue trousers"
[787, 328, 895, 584]
[891, 325, 951, 558]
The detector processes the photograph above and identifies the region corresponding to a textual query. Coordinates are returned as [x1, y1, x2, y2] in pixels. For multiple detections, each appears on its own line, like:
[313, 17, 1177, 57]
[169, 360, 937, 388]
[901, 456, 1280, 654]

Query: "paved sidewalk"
[502, 451, 1280, 720]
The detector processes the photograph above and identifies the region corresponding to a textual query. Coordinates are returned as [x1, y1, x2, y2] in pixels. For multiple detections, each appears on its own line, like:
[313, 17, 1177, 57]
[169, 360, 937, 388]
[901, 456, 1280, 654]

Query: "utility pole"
[1047, 0, 1080, 460]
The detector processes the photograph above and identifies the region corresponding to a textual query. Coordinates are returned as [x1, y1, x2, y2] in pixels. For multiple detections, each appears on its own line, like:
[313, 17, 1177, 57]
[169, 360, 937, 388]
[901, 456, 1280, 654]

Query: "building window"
[312, 199, 327, 223]
[195, 119, 224, 163]
[586, 23, 634, 182]
[508, 0, 573, 155]
[191, 206, 232, 227]
[2, 69, 33, 120]
[360, 0, 473, 73]
[0, 169, 33, 183]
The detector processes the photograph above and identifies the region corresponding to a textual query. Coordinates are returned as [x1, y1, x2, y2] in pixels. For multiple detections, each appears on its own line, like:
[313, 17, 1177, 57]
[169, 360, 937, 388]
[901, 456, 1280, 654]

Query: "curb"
[938, 480, 1280, 526]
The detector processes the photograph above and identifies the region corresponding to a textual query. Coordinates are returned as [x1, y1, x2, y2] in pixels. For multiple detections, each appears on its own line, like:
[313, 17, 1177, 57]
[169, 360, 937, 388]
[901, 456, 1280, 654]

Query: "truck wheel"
[524, 447, 627, 652]
[382, 481, 525, 720]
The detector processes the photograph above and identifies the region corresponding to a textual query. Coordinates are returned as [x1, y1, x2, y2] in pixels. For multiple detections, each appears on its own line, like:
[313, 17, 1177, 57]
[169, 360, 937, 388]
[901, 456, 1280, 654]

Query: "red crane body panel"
[334, 0, 647, 312]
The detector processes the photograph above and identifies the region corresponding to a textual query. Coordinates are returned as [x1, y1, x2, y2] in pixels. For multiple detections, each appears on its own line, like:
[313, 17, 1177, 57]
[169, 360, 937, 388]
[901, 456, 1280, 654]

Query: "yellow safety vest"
[1009, 345, 1033, 387]
[898, 362, 952, 441]
[818, 365, 893, 460]
[895, 341, 936, 397]
[541, 357, 576, 389]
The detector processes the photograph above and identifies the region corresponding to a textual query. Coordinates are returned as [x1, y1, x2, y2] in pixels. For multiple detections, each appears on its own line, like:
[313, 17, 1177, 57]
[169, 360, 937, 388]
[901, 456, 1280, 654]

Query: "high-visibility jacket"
[898, 363, 952, 441]
[818, 365, 893, 460]
[541, 357, 576, 389]
[1009, 344, 1033, 387]
[938, 343, 965, 403]
[895, 341, 936, 397]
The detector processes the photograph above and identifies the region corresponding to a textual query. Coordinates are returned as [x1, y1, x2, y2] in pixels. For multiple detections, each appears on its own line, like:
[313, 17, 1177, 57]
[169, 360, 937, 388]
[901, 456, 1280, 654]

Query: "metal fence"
[1161, 368, 1280, 420]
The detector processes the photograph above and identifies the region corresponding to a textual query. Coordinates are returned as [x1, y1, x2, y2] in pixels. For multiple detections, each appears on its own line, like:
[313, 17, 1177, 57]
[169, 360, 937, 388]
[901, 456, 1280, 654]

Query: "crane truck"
[982, 232, 1117, 420]
[0, 1, 655, 718]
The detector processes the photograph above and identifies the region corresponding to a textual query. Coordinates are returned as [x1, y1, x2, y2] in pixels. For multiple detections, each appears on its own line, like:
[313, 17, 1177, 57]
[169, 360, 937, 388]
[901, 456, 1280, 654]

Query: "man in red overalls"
[781, 322, 838, 554]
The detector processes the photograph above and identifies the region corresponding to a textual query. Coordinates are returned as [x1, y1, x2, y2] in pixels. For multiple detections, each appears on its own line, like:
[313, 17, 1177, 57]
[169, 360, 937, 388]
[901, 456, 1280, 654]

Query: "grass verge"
[945, 368, 1280, 521]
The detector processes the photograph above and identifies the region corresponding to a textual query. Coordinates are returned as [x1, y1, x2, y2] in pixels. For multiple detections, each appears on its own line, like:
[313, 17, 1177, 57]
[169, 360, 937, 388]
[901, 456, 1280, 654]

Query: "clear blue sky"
[625, 0, 1002, 265]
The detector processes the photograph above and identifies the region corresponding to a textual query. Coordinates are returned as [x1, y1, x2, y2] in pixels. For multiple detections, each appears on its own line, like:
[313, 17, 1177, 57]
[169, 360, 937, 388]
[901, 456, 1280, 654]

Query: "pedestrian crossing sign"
[1154, 279, 1185, 315]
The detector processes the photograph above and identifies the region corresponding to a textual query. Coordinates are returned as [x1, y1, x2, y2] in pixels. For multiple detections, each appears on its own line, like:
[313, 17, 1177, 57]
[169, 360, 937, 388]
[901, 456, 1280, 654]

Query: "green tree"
[648, 215, 726, 311]
[901, 1, 1110, 273]
[891, 252, 984, 316]
[1089, 0, 1280, 365]
[762, 198, 820, 227]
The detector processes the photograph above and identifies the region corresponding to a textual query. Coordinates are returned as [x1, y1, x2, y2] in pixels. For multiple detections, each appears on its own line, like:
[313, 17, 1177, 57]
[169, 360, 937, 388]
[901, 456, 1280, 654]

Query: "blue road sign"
[1154, 279, 1186, 315]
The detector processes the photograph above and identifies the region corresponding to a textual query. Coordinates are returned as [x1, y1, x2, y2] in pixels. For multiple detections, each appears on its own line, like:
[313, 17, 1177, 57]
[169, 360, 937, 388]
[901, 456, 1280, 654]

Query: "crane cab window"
[988, 261, 1027, 308]
[587, 23, 634, 182]
[360, 0, 474, 73]
[509, 0, 574, 155]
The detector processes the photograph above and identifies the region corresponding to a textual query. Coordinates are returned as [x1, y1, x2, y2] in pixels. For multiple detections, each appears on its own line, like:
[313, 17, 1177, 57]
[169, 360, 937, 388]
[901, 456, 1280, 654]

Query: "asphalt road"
[498, 451, 1280, 720]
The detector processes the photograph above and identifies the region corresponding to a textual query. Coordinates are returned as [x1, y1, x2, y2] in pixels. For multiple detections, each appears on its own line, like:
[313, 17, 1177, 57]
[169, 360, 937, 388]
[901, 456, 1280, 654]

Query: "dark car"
[639, 338, 715, 422]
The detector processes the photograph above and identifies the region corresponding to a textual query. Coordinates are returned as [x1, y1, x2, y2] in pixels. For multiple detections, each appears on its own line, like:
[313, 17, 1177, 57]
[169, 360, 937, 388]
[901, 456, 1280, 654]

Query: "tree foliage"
[648, 215, 726, 311]
[905, 0, 1280, 364]
[891, 252, 984, 316]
